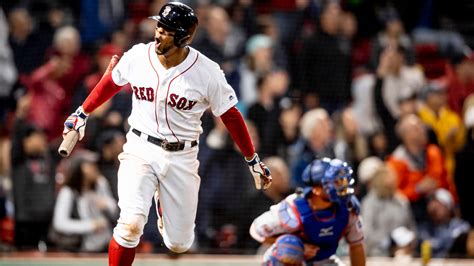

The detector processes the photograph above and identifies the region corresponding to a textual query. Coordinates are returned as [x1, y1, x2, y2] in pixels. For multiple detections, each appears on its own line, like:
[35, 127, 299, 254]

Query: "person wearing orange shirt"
[386, 115, 450, 222]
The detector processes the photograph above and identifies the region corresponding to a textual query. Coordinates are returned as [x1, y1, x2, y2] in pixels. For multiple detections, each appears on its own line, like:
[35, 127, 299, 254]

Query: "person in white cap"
[361, 164, 416, 256]
[417, 188, 470, 258]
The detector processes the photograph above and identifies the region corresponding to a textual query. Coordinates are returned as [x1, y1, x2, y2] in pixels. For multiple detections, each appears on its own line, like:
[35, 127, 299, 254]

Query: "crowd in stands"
[1, 0, 474, 260]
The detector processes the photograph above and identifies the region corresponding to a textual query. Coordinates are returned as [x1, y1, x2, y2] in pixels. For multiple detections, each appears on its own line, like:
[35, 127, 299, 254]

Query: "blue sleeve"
[347, 195, 361, 215]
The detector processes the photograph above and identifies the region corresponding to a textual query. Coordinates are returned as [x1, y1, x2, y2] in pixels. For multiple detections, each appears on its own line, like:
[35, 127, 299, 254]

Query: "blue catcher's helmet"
[322, 159, 355, 204]
[301, 158, 332, 187]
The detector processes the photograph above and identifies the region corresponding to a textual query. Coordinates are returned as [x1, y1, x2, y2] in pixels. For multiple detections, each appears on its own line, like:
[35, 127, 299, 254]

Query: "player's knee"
[164, 232, 194, 253]
[264, 234, 304, 265]
[165, 239, 193, 253]
[113, 214, 146, 248]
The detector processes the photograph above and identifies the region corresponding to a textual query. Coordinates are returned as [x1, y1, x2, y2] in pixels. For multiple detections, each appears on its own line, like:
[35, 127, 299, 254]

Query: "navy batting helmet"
[150, 2, 198, 48]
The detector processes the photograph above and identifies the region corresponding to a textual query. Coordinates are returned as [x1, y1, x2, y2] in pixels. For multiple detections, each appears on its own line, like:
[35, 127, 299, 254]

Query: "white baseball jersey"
[110, 41, 239, 252]
[111, 42, 238, 142]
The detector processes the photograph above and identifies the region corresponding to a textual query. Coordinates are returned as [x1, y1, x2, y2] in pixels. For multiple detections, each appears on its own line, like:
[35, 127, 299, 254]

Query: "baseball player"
[62, 2, 272, 265]
[250, 158, 366, 266]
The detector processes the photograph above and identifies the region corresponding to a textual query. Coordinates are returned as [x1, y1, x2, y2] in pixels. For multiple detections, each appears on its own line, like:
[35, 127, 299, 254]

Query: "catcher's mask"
[302, 158, 354, 204]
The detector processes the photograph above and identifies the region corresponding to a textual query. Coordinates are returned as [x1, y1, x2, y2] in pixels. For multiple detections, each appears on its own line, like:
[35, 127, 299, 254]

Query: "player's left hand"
[63, 106, 88, 140]
[304, 244, 320, 260]
[246, 153, 272, 190]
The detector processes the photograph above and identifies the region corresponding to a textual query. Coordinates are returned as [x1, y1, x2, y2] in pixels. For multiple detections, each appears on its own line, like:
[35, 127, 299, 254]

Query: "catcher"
[250, 158, 366, 266]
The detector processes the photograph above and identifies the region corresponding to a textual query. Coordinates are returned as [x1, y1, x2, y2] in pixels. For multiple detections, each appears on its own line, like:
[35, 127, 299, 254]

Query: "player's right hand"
[63, 106, 88, 141]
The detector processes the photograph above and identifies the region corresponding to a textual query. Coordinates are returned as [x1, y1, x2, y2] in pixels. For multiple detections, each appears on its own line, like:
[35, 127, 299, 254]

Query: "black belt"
[132, 128, 197, 151]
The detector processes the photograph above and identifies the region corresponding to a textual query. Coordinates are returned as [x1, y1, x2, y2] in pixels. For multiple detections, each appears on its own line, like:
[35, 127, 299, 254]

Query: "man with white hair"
[290, 108, 335, 187]
[53, 26, 81, 58]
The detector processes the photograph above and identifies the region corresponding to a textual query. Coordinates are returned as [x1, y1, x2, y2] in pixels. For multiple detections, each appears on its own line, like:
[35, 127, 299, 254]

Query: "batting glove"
[63, 106, 88, 140]
[246, 153, 272, 190]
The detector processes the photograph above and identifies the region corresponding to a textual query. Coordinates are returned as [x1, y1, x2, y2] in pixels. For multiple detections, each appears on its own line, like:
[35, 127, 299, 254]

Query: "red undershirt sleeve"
[82, 72, 122, 114]
[220, 106, 255, 157]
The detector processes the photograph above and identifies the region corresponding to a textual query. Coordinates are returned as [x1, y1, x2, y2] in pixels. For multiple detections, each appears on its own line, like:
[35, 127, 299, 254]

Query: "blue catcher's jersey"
[292, 195, 350, 262]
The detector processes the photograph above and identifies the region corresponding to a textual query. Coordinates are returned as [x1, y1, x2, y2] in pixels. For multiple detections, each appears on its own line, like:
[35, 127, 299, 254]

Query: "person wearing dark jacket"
[297, 1, 352, 112]
[11, 94, 56, 249]
[455, 96, 474, 226]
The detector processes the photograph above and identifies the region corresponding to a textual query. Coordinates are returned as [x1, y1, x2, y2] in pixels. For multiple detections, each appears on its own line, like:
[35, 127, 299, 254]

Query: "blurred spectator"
[443, 51, 474, 115]
[110, 27, 132, 53]
[389, 226, 416, 262]
[255, 15, 287, 69]
[373, 45, 425, 151]
[357, 156, 384, 191]
[276, 100, 302, 160]
[193, 5, 244, 67]
[454, 94, 474, 226]
[387, 115, 450, 222]
[230, 0, 259, 36]
[297, 1, 352, 111]
[371, 7, 415, 68]
[290, 108, 335, 187]
[43, 3, 71, 31]
[8, 7, 50, 74]
[247, 71, 289, 157]
[267, 0, 309, 55]
[239, 34, 275, 108]
[79, 0, 125, 46]
[50, 26, 91, 108]
[356, 156, 385, 196]
[11, 94, 55, 249]
[0, 7, 17, 128]
[339, 11, 358, 69]
[352, 44, 424, 145]
[24, 55, 69, 141]
[97, 130, 125, 201]
[412, 28, 467, 60]
[51, 155, 118, 252]
[193, 5, 229, 65]
[72, 43, 130, 149]
[418, 81, 465, 183]
[339, 11, 358, 43]
[367, 130, 390, 160]
[237, 156, 292, 252]
[196, 119, 257, 252]
[351, 73, 381, 136]
[333, 106, 368, 169]
[417, 188, 470, 258]
[449, 229, 474, 258]
[193, 5, 245, 108]
[136, 18, 156, 44]
[362, 164, 416, 256]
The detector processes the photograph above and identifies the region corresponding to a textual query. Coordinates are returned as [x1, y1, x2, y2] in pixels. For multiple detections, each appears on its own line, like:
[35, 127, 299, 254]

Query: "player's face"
[312, 186, 331, 203]
[154, 24, 176, 55]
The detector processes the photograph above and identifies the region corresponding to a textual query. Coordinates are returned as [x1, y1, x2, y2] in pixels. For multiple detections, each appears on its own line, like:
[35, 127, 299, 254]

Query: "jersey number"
[132, 86, 154, 102]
